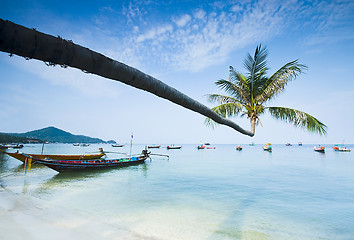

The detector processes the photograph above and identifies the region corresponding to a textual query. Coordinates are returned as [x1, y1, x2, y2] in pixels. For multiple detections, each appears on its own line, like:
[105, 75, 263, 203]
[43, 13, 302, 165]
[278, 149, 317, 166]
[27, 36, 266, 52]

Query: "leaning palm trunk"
[0, 19, 254, 136]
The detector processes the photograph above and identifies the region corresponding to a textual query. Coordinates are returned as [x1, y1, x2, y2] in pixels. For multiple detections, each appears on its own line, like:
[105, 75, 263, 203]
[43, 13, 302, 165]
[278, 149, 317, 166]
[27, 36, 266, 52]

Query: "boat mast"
[129, 133, 133, 159]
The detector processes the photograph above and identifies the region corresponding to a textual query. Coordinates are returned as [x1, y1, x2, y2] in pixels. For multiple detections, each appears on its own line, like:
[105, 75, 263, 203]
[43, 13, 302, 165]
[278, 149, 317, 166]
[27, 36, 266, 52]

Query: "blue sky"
[1, 0, 354, 144]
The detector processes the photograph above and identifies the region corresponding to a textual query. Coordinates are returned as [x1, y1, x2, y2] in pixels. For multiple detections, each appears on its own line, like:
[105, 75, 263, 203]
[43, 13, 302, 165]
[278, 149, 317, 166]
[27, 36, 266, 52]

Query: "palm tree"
[206, 44, 327, 135]
[0, 19, 253, 136]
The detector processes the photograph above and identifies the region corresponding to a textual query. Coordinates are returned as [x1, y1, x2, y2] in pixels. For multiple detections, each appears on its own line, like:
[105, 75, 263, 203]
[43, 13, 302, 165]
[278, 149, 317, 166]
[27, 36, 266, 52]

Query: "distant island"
[0, 126, 116, 144]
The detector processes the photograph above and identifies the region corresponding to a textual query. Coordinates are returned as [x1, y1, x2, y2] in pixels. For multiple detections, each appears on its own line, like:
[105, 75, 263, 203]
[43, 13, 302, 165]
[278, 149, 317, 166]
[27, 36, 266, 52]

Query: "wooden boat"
[0, 144, 24, 149]
[197, 145, 205, 149]
[167, 145, 182, 149]
[73, 143, 80, 146]
[33, 151, 150, 172]
[147, 145, 161, 149]
[314, 146, 325, 153]
[285, 143, 292, 146]
[1, 149, 106, 163]
[263, 143, 272, 152]
[236, 145, 243, 151]
[112, 144, 124, 147]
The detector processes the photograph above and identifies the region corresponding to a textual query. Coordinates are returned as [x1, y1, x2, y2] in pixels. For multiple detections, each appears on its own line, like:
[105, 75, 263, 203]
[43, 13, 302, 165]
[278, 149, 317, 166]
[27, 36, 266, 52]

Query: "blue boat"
[32, 150, 150, 172]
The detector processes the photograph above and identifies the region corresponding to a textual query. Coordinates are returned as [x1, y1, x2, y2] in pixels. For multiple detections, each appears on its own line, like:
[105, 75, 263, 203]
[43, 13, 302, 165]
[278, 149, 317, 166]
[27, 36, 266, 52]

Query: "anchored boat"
[22, 150, 150, 172]
[1, 148, 106, 163]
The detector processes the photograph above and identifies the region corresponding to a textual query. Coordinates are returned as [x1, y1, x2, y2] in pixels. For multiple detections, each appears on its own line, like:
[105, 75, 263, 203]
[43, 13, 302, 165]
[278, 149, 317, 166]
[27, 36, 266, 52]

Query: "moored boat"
[236, 145, 243, 151]
[112, 144, 124, 147]
[147, 145, 161, 149]
[285, 143, 292, 146]
[263, 143, 272, 152]
[333, 144, 351, 152]
[0, 144, 24, 149]
[167, 145, 182, 149]
[197, 145, 205, 149]
[314, 146, 325, 153]
[1, 148, 106, 163]
[33, 150, 150, 172]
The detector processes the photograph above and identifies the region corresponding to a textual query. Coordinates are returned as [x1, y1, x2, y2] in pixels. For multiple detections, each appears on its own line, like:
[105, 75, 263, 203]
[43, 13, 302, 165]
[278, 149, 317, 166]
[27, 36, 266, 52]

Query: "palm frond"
[267, 107, 327, 135]
[205, 94, 240, 104]
[243, 44, 268, 80]
[256, 60, 307, 104]
[204, 102, 244, 128]
[214, 78, 249, 104]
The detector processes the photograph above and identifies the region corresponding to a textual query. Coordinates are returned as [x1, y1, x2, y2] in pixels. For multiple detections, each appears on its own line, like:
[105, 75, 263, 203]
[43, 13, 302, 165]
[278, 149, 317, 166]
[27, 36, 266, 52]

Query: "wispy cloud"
[116, 0, 288, 72]
[294, 0, 354, 46]
[173, 14, 192, 27]
[5, 56, 122, 98]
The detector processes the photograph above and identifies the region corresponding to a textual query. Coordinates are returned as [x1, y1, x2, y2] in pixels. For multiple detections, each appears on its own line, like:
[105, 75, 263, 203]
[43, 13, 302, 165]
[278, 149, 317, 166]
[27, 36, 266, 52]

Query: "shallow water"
[1, 143, 353, 239]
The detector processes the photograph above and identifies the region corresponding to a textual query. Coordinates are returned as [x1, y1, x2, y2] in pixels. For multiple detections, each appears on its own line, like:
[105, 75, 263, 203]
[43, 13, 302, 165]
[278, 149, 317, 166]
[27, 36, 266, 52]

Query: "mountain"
[5, 126, 113, 143]
[0, 132, 43, 144]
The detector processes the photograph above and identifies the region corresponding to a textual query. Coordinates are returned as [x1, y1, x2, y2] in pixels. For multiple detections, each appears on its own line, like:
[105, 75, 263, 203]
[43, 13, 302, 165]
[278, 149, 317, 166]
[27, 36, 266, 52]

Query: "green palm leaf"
[267, 107, 327, 135]
[206, 94, 240, 104]
[256, 60, 307, 104]
[205, 102, 244, 128]
[215, 78, 249, 104]
[243, 44, 268, 84]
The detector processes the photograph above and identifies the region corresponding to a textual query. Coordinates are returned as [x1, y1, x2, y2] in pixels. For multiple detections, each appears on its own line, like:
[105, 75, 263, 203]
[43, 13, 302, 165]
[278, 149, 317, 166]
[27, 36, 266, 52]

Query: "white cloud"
[113, 0, 296, 72]
[137, 24, 173, 42]
[173, 14, 192, 27]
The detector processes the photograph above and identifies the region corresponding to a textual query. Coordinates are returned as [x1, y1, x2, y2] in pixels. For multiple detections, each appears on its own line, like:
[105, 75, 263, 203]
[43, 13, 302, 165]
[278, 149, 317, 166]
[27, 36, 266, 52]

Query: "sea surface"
[1, 143, 354, 239]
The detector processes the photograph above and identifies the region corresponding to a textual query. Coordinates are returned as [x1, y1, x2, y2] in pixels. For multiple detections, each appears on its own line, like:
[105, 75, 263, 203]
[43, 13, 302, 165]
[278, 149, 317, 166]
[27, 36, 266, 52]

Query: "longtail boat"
[147, 145, 161, 149]
[1, 149, 106, 163]
[167, 145, 182, 149]
[112, 144, 124, 147]
[32, 150, 150, 172]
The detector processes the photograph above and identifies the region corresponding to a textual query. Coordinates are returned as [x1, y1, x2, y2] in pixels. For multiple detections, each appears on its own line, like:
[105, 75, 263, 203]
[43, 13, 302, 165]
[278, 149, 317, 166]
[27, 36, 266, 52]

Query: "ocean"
[1, 143, 353, 239]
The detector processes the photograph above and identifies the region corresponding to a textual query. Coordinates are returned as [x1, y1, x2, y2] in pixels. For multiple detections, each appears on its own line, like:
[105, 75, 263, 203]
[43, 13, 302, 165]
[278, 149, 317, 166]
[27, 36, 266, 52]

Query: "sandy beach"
[0, 186, 145, 240]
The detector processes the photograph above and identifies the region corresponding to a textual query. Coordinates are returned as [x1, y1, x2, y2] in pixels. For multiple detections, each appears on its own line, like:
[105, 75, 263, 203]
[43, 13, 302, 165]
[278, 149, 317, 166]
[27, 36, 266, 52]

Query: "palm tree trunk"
[250, 117, 256, 135]
[0, 19, 254, 137]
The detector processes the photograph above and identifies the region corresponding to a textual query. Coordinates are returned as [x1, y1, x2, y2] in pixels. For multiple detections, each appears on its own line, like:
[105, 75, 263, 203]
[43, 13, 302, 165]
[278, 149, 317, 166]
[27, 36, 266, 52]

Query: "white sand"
[0, 187, 148, 240]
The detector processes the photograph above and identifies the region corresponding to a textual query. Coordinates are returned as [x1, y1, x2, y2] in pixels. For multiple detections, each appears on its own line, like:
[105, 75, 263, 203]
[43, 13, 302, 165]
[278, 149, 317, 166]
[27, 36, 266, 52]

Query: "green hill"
[4, 126, 113, 143]
[0, 132, 42, 144]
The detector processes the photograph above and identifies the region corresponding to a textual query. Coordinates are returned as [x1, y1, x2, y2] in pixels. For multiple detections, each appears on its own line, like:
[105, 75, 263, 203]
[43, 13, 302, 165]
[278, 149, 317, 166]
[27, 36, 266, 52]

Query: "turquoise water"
[1, 143, 354, 239]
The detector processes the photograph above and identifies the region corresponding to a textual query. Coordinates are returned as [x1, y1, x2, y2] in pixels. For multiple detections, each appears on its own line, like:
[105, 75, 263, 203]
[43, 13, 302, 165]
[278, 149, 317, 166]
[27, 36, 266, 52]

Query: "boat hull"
[263, 147, 272, 151]
[167, 146, 182, 149]
[35, 156, 148, 172]
[4, 152, 105, 162]
[147, 145, 161, 149]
